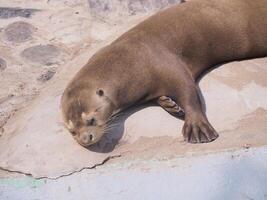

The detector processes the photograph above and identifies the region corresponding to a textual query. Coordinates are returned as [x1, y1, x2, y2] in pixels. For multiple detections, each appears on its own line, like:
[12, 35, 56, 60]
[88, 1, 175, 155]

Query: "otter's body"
[61, 0, 267, 146]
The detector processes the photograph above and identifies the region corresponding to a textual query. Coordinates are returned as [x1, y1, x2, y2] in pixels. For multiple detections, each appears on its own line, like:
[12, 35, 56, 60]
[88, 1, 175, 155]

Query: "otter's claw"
[182, 116, 219, 143]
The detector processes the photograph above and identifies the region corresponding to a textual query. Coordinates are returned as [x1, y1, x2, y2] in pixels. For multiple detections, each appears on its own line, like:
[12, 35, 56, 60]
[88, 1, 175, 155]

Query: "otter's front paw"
[182, 117, 218, 143]
[157, 96, 185, 117]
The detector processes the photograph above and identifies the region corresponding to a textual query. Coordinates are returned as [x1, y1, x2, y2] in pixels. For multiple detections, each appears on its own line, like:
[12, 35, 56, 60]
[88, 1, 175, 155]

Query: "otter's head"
[61, 88, 115, 147]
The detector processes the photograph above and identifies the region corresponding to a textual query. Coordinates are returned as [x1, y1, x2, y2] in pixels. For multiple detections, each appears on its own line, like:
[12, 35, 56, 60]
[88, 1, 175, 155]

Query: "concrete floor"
[0, 1, 267, 199]
[0, 146, 266, 200]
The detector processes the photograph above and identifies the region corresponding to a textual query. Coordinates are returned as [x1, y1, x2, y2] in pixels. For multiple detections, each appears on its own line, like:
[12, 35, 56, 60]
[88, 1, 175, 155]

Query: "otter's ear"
[96, 89, 104, 96]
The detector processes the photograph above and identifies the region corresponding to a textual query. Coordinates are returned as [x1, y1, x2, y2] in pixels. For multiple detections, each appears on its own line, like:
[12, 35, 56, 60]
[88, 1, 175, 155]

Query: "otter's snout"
[81, 133, 93, 143]
[77, 132, 95, 147]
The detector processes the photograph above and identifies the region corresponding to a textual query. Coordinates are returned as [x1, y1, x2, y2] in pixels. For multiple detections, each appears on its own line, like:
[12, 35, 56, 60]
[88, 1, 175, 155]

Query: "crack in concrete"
[0, 154, 121, 180]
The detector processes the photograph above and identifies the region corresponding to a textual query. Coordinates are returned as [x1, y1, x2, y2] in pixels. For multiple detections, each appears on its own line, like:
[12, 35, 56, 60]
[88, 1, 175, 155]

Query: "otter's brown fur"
[61, 0, 267, 146]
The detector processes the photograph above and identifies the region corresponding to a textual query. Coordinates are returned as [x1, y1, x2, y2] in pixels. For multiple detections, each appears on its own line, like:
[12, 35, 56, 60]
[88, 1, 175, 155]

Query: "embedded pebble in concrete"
[21, 44, 61, 65]
[4, 21, 36, 43]
[0, 127, 4, 136]
[37, 68, 56, 82]
[88, 0, 182, 18]
[0, 58, 7, 71]
[0, 7, 39, 19]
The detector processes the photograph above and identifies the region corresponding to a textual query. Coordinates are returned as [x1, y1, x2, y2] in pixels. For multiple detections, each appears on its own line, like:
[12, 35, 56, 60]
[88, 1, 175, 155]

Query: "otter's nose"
[80, 133, 93, 144]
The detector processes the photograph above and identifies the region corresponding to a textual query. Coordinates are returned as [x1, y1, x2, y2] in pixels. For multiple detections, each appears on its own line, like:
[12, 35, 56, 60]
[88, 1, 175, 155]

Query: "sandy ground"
[0, 0, 266, 180]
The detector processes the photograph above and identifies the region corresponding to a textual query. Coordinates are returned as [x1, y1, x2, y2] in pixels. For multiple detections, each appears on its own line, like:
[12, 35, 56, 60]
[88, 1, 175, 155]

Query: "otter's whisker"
[106, 122, 121, 127]
[107, 111, 126, 123]
[103, 126, 118, 132]
[103, 123, 120, 132]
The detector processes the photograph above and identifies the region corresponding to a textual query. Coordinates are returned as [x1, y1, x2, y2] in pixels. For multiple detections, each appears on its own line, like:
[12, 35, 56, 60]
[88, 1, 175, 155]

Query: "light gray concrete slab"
[1, 146, 266, 200]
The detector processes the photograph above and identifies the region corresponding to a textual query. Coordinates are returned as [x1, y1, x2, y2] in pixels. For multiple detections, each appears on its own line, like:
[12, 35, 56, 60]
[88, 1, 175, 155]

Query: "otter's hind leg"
[159, 62, 219, 143]
[157, 96, 185, 118]
[173, 74, 219, 143]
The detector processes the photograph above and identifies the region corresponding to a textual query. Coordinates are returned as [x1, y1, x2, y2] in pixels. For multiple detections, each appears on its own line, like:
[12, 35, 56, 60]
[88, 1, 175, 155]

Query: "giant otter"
[61, 0, 267, 147]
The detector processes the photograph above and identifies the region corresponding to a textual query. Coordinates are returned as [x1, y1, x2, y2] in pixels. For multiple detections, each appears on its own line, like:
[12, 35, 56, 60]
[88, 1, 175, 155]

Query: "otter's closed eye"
[70, 130, 77, 136]
[87, 118, 96, 126]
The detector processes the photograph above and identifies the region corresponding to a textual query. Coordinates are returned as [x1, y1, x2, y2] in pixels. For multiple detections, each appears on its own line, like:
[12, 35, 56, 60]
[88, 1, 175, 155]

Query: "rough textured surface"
[0, 0, 266, 181]
[21, 45, 61, 65]
[37, 67, 56, 82]
[88, 0, 181, 18]
[0, 0, 91, 131]
[0, 58, 7, 71]
[3, 21, 36, 43]
[0, 7, 39, 19]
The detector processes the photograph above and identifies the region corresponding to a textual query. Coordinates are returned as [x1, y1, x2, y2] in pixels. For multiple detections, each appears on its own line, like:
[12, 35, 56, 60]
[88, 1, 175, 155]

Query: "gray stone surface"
[88, 0, 182, 16]
[37, 68, 56, 82]
[0, 7, 39, 19]
[21, 44, 61, 65]
[0, 0, 89, 139]
[0, 58, 7, 71]
[3, 21, 36, 43]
